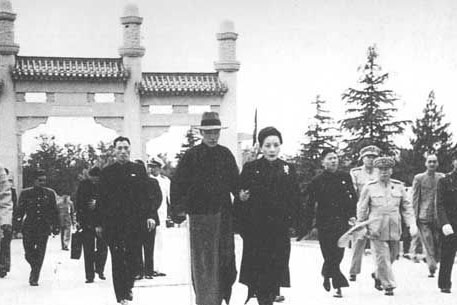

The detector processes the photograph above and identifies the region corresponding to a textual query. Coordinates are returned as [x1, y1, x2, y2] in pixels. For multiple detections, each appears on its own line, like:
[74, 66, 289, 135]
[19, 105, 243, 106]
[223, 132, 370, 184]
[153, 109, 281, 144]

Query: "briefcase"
[71, 229, 83, 260]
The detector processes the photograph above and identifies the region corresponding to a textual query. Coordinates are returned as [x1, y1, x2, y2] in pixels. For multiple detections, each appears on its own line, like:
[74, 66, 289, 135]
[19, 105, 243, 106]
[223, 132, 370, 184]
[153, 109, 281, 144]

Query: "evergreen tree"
[341, 45, 410, 162]
[295, 95, 338, 190]
[175, 127, 201, 161]
[410, 90, 455, 173]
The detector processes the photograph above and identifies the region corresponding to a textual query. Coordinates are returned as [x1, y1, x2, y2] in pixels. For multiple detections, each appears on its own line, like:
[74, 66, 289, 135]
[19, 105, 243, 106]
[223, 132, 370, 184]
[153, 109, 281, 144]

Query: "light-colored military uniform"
[357, 179, 415, 289]
[349, 166, 378, 276]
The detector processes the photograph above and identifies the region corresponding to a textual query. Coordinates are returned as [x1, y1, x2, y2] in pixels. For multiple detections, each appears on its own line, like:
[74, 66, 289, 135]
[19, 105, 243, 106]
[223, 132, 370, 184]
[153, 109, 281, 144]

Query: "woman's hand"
[239, 189, 250, 202]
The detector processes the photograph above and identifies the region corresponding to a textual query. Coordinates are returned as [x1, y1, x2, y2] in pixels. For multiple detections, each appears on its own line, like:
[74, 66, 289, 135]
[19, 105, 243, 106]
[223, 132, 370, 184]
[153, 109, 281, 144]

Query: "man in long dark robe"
[171, 112, 239, 305]
[305, 148, 357, 298]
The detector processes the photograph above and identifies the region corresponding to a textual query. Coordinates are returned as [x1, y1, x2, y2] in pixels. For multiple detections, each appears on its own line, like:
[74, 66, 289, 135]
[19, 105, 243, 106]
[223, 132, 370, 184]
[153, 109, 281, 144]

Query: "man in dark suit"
[95, 136, 156, 305]
[437, 154, 457, 293]
[133, 160, 162, 280]
[14, 169, 59, 286]
[75, 167, 108, 283]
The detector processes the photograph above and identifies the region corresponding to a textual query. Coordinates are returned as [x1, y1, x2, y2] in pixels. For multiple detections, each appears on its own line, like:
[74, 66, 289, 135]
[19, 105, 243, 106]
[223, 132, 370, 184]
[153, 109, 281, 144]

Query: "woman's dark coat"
[234, 157, 302, 297]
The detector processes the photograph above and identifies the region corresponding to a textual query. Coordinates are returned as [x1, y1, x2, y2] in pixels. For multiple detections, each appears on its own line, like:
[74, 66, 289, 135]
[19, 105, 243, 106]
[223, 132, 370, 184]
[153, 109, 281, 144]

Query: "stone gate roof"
[139, 72, 228, 96]
[12, 56, 129, 81]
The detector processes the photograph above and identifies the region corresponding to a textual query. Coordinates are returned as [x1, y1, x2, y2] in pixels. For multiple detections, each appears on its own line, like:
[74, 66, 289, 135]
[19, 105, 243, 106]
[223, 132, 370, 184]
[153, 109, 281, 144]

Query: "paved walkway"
[0, 227, 456, 305]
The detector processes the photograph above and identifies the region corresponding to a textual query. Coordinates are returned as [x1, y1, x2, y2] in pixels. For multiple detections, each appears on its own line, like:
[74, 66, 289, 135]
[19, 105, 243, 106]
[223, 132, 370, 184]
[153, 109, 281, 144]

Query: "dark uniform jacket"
[171, 144, 239, 216]
[96, 161, 154, 242]
[75, 179, 100, 229]
[14, 186, 59, 236]
[305, 170, 357, 233]
[437, 171, 457, 231]
[145, 176, 162, 226]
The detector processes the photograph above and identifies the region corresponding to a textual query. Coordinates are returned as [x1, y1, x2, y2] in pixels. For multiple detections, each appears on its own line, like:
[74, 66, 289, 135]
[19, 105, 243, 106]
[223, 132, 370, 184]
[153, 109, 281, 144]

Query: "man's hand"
[239, 189, 250, 202]
[348, 217, 357, 226]
[147, 219, 156, 232]
[443, 224, 454, 236]
[95, 226, 103, 238]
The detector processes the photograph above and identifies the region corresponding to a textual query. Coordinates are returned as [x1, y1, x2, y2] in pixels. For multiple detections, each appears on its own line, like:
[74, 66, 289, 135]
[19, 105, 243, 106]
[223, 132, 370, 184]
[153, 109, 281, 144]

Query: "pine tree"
[341, 45, 410, 161]
[295, 95, 338, 190]
[175, 127, 201, 161]
[410, 90, 455, 173]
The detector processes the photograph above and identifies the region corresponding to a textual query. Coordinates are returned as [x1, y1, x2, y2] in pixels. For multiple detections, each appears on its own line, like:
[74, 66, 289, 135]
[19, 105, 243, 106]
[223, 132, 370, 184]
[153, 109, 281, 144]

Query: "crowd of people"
[0, 111, 457, 305]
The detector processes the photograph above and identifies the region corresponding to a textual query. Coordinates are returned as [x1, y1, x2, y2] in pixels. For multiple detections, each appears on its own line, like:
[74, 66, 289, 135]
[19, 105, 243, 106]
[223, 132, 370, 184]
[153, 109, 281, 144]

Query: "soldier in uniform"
[411, 154, 444, 277]
[14, 169, 60, 286]
[95, 136, 155, 305]
[357, 157, 417, 296]
[348, 145, 380, 281]
[436, 154, 457, 293]
[305, 148, 357, 298]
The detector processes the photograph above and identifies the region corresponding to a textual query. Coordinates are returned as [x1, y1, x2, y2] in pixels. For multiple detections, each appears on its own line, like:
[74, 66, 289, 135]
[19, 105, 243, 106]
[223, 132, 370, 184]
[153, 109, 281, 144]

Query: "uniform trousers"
[23, 233, 49, 282]
[416, 222, 440, 273]
[60, 225, 71, 249]
[82, 228, 107, 280]
[0, 225, 12, 274]
[371, 240, 399, 289]
[135, 228, 156, 276]
[108, 237, 137, 303]
[438, 233, 457, 289]
[318, 228, 349, 289]
[349, 237, 368, 276]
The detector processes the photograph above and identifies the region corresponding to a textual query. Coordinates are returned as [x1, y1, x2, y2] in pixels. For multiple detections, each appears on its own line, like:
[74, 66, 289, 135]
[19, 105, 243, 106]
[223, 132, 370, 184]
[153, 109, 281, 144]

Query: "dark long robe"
[170, 143, 239, 305]
[234, 158, 302, 303]
[305, 170, 357, 289]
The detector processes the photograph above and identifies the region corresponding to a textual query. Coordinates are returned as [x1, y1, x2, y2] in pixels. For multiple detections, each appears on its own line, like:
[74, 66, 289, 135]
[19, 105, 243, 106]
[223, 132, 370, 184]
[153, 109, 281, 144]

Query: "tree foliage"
[23, 135, 114, 196]
[410, 90, 455, 174]
[341, 45, 410, 162]
[295, 95, 339, 190]
[175, 127, 201, 162]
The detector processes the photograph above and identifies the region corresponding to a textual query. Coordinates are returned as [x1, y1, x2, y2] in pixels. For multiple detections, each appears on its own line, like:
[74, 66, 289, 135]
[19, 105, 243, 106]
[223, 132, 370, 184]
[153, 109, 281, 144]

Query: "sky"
[15, 0, 457, 157]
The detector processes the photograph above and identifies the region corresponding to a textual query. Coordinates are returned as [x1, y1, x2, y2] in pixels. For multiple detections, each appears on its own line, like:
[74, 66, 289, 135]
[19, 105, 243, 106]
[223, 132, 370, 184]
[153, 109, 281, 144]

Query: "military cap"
[148, 157, 164, 168]
[359, 145, 381, 160]
[373, 157, 395, 168]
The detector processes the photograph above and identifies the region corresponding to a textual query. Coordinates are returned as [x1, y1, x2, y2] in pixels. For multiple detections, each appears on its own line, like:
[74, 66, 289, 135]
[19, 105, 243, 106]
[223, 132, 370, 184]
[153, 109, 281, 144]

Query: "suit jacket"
[412, 171, 444, 223]
[437, 171, 457, 230]
[96, 161, 153, 242]
[14, 186, 59, 236]
[146, 177, 162, 226]
[75, 179, 100, 229]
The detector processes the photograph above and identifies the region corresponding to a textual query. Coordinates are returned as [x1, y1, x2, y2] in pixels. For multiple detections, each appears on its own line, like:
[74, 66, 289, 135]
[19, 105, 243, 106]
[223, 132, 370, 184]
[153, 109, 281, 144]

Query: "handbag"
[70, 229, 83, 260]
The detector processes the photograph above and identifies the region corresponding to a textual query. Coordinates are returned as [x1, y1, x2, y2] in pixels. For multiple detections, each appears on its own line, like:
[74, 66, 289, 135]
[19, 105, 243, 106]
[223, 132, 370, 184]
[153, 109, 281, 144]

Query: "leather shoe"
[349, 274, 356, 282]
[333, 288, 343, 298]
[372, 273, 383, 291]
[323, 277, 331, 292]
[29, 281, 39, 286]
[385, 288, 394, 296]
[441, 288, 451, 293]
[274, 295, 285, 302]
[98, 273, 106, 280]
[85, 279, 94, 283]
[145, 275, 154, 279]
[152, 271, 166, 277]
[133, 274, 143, 280]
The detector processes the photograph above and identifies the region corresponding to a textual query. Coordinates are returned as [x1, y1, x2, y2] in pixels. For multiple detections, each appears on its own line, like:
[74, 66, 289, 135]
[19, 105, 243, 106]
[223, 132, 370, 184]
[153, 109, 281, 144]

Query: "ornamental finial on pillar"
[0, 0, 19, 55]
[214, 20, 240, 72]
[119, 2, 145, 57]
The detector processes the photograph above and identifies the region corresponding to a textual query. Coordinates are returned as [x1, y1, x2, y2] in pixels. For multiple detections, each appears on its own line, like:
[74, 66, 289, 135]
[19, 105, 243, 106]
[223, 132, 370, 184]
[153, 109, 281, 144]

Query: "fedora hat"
[197, 112, 228, 130]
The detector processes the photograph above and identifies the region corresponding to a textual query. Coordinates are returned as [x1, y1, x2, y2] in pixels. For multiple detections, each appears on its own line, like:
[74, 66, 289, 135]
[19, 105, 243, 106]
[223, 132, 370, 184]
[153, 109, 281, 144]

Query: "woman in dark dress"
[235, 127, 302, 305]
